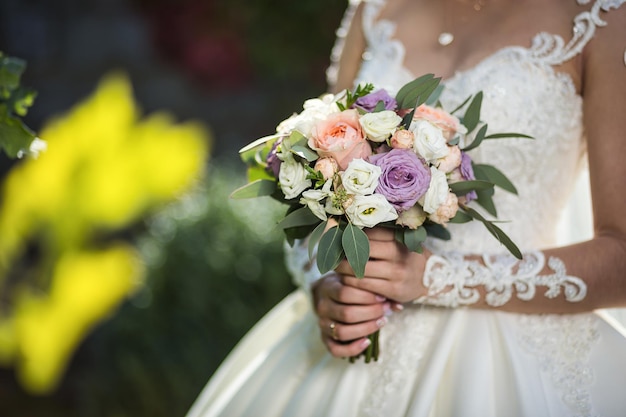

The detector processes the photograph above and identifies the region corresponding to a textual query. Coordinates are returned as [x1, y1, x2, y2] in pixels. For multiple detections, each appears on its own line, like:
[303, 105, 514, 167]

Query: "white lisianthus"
[429, 192, 459, 224]
[421, 167, 450, 213]
[410, 120, 450, 163]
[341, 158, 381, 195]
[276, 94, 341, 137]
[359, 110, 402, 142]
[279, 156, 312, 200]
[300, 180, 335, 220]
[345, 194, 398, 228]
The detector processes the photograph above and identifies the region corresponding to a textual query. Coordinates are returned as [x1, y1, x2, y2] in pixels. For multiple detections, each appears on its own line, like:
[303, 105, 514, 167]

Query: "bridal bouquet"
[232, 74, 528, 361]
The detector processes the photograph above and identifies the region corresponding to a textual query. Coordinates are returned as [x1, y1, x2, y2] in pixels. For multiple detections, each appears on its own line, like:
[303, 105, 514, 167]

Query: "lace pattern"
[417, 251, 588, 308]
[518, 313, 601, 417]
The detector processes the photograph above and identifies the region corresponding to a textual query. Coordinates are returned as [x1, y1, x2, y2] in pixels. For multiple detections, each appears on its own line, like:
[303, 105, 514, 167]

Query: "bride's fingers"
[323, 336, 373, 358]
[320, 316, 386, 342]
[364, 227, 395, 241]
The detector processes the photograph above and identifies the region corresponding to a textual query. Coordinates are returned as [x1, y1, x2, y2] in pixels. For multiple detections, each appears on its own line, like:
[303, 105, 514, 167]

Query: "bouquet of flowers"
[232, 74, 528, 361]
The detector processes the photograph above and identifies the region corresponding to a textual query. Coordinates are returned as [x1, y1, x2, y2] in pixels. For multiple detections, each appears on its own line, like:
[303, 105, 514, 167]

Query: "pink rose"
[314, 157, 338, 180]
[413, 104, 464, 141]
[429, 192, 459, 225]
[309, 109, 371, 170]
[390, 129, 414, 149]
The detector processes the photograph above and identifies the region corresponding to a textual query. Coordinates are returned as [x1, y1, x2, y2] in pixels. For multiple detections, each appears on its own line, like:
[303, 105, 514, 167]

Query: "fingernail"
[394, 303, 404, 311]
[361, 338, 371, 348]
[383, 302, 393, 316]
[376, 316, 388, 328]
[375, 295, 386, 302]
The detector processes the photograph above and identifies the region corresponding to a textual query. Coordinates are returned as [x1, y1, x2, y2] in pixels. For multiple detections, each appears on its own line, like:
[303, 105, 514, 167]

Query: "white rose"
[410, 120, 450, 163]
[421, 167, 450, 213]
[276, 94, 341, 137]
[279, 156, 312, 200]
[345, 194, 398, 228]
[341, 158, 381, 195]
[359, 110, 402, 143]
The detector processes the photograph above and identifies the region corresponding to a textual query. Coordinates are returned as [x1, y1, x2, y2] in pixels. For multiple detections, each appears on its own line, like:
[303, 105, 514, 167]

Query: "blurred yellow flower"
[0, 72, 211, 393]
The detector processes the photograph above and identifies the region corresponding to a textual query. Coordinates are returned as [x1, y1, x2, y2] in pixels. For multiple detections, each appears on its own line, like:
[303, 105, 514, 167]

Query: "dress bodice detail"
[338, 0, 623, 255]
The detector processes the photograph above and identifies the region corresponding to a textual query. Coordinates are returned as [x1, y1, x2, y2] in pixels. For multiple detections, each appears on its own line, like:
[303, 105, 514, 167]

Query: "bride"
[189, 0, 626, 416]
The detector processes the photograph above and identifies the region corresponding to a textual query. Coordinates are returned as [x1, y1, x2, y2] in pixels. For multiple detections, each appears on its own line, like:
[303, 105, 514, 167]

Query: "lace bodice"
[337, 0, 624, 255]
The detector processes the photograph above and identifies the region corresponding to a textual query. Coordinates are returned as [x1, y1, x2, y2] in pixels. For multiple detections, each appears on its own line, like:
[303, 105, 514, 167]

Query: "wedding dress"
[188, 1, 626, 416]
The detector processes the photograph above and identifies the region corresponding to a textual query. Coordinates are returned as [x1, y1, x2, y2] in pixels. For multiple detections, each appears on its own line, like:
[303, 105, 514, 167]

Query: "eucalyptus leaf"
[342, 223, 370, 278]
[291, 145, 318, 162]
[462, 123, 488, 152]
[238, 134, 281, 154]
[230, 179, 276, 199]
[317, 226, 345, 274]
[449, 210, 473, 224]
[449, 179, 494, 195]
[425, 84, 444, 106]
[462, 207, 522, 259]
[475, 188, 497, 217]
[485, 132, 534, 140]
[396, 74, 441, 109]
[403, 226, 427, 252]
[424, 222, 451, 241]
[276, 206, 321, 230]
[308, 220, 328, 260]
[462, 91, 483, 132]
[450, 95, 472, 115]
[473, 164, 518, 194]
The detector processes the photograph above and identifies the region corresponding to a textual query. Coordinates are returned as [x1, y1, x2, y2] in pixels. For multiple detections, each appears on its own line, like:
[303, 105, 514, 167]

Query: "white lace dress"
[188, 1, 626, 416]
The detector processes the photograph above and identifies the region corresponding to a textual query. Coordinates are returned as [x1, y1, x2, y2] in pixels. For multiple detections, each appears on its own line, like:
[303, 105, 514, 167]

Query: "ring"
[329, 322, 338, 340]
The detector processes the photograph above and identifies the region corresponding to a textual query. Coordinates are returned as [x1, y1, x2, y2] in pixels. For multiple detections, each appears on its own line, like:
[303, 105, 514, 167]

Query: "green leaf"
[276, 206, 320, 230]
[450, 94, 472, 115]
[449, 179, 494, 195]
[462, 123, 488, 152]
[475, 188, 497, 217]
[0, 116, 35, 158]
[291, 145, 318, 162]
[246, 165, 274, 182]
[424, 222, 451, 241]
[308, 220, 328, 260]
[11, 87, 37, 116]
[449, 210, 473, 223]
[425, 84, 444, 106]
[373, 100, 386, 112]
[396, 74, 441, 109]
[0, 55, 26, 92]
[461, 207, 522, 259]
[239, 133, 281, 154]
[230, 179, 276, 199]
[485, 132, 534, 140]
[462, 91, 483, 132]
[473, 164, 518, 194]
[317, 226, 345, 274]
[403, 226, 427, 252]
[342, 223, 370, 278]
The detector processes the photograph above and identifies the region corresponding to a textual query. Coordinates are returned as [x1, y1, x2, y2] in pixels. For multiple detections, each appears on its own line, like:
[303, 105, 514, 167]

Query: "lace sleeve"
[415, 251, 588, 308]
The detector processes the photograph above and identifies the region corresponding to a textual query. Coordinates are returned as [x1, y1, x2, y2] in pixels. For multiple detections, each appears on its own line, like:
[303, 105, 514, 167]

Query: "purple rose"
[460, 151, 477, 202]
[369, 149, 431, 212]
[354, 89, 397, 112]
[266, 138, 283, 178]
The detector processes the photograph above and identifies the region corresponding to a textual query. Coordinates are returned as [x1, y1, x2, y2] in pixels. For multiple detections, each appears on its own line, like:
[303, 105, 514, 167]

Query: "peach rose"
[436, 145, 462, 173]
[413, 104, 465, 141]
[429, 192, 459, 225]
[314, 157, 338, 180]
[390, 129, 415, 149]
[309, 109, 371, 170]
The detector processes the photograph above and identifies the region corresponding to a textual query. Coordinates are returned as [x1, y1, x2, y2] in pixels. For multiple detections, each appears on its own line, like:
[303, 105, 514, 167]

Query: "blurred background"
[0, 0, 347, 415]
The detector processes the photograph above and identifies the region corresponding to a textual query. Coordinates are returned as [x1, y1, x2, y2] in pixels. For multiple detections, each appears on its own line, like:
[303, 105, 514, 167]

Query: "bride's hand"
[335, 227, 431, 303]
[312, 272, 392, 358]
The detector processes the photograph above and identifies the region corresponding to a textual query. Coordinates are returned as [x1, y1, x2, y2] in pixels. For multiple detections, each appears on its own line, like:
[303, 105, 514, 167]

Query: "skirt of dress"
[187, 290, 626, 417]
